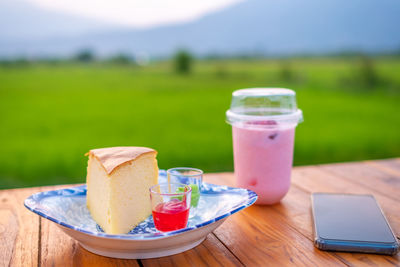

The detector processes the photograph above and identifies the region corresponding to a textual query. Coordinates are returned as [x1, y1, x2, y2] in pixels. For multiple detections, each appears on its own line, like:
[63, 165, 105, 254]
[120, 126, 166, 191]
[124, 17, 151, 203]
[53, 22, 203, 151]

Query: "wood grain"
[2, 159, 399, 266]
[37, 183, 241, 267]
[0, 187, 40, 267]
[367, 158, 400, 179]
[213, 205, 346, 266]
[36, 185, 139, 267]
[370, 158, 400, 170]
[141, 234, 243, 267]
[40, 217, 140, 267]
[205, 165, 400, 267]
[204, 174, 346, 266]
[276, 181, 400, 267]
[289, 165, 400, 266]
[319, 161, 400, 202]
[292, 165, 400, 236]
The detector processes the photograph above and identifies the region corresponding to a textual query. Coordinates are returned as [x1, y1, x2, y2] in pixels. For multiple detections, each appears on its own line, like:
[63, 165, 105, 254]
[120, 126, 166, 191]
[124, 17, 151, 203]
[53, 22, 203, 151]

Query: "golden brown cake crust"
[87, 146, 157, 175]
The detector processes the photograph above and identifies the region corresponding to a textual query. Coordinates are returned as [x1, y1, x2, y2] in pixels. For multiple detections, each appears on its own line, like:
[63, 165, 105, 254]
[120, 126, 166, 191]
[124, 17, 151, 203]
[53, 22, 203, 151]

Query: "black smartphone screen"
[311, 193, 399, 255]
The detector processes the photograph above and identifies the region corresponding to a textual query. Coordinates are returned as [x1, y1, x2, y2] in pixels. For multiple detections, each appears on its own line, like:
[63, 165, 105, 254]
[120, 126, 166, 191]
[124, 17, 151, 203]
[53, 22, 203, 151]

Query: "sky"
[27, 0, 244, 28]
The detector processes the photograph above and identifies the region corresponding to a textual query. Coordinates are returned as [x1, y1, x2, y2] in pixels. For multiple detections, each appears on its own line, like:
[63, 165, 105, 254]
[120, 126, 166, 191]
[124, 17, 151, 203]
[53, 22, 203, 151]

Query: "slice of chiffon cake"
[86, 146, 158, 234]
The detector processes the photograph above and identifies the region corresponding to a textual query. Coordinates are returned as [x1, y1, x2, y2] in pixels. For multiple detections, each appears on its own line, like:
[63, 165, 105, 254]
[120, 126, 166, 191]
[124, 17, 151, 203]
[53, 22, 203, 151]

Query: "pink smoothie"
[232, 124, 295, 204]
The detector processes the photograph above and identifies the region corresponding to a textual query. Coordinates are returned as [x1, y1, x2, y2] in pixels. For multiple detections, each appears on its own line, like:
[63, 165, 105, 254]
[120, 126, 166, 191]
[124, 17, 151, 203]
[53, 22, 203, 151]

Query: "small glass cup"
[149, 183, 192, 232]
[167, 167, 203, 218]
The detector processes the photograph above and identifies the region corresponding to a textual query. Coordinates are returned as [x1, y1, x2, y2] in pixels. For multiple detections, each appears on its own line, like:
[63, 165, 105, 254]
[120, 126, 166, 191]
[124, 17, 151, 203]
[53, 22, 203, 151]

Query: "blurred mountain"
[0, 0, 124, 39]
[1, 0, 400, 58]
[0, 0, 125, 57]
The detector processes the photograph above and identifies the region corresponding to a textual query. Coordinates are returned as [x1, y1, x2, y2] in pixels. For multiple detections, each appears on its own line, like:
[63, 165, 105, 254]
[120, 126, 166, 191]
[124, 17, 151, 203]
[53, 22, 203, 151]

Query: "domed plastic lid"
[226, 88, 303, 126]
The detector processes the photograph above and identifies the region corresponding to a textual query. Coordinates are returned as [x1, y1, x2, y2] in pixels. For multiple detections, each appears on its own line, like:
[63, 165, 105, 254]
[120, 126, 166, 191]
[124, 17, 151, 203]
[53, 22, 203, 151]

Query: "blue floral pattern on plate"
[24, 170, 257, 240]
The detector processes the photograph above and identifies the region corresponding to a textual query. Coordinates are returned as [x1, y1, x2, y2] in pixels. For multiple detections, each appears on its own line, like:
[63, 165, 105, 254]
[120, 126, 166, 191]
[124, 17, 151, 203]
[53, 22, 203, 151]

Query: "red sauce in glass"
[152, 199, 189, 232]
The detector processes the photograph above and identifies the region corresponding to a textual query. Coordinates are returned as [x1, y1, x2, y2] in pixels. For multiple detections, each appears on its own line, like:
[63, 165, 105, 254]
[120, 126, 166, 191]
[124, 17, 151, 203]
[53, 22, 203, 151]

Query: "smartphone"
[311, 193, 399, 255]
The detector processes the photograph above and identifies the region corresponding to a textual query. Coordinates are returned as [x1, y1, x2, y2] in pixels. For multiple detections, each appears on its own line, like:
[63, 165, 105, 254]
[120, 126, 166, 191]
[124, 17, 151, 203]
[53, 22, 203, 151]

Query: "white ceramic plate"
[24, 171, 257, 259]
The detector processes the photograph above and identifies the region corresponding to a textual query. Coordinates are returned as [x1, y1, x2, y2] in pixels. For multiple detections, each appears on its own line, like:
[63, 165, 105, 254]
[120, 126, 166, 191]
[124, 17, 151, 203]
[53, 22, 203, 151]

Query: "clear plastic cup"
[167, 167, 203, 218]
[226, 88, 303, 205]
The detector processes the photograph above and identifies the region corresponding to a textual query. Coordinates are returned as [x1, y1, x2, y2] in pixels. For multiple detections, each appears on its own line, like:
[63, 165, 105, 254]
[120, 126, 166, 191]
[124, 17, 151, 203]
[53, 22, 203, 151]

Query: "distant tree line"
[1, 48, 399, 89]
[1, 47, 400, 66]
[0, 49, 141, 66]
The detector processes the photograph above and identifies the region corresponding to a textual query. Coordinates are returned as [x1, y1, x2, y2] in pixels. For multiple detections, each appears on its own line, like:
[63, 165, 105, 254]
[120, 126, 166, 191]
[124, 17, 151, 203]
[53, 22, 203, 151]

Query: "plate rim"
[24, 182, 257, 240]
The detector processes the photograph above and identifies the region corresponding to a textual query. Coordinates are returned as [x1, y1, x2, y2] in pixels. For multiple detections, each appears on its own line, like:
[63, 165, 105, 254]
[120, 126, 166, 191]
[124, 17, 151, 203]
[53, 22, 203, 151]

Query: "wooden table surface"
[1, 158, 400, 266]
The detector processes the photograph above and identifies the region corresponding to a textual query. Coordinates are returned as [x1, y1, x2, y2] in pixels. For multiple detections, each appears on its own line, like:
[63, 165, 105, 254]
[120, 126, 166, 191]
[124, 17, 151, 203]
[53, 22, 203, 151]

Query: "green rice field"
[0, 57, 399, 189]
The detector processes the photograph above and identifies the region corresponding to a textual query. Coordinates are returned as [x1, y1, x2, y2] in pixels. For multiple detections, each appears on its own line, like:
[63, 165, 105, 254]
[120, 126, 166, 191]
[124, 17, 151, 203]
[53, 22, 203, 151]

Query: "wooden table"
[1, 159, 400, 266]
